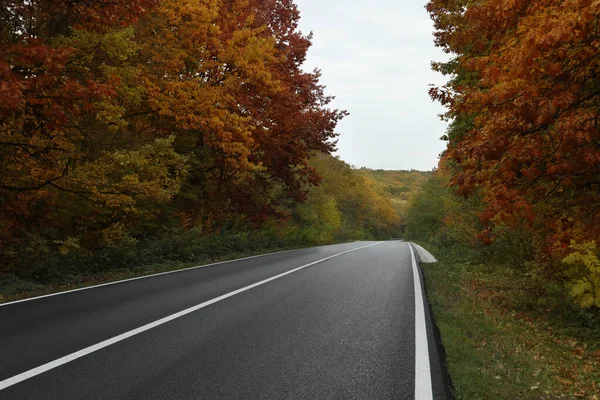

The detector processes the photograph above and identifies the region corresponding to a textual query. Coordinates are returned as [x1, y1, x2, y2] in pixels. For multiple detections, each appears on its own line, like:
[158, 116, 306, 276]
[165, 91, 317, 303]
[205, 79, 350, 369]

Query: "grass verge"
[0, 244, 301, 304]
[421, 247, 600, 399]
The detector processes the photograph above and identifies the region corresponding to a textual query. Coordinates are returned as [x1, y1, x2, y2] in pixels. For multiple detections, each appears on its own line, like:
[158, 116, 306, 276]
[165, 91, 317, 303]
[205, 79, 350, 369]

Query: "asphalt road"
[0, 241, 449, 399]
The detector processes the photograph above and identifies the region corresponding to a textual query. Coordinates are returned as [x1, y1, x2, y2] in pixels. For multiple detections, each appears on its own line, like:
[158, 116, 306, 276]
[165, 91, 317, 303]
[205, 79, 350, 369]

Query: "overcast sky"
[294, 0, 450, 171]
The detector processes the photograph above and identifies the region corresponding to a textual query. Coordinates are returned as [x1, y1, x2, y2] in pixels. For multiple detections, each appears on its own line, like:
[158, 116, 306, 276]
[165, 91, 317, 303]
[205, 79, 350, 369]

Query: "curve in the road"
[0, 242, 382, 391]
[1, 241, 444, 399]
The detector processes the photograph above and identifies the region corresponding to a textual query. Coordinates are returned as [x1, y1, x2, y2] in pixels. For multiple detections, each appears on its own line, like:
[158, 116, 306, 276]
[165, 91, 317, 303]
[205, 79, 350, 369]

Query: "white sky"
[294, 0, 450, 171]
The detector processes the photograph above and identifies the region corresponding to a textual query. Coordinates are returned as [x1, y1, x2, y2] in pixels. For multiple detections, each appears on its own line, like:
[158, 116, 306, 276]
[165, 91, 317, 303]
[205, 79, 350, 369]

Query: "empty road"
[0, 241, 449, 399]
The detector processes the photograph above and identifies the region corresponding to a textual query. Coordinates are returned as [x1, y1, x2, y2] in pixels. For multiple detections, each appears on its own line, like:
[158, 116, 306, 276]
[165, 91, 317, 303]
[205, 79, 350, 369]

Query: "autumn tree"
[303, 153, 401, 240]
[428, 0, 600, 305]
[429, 0, 600, 247]
[0, 0, 346, 270]
[0, 0, 192, 262]
[131, 0, 345, 226]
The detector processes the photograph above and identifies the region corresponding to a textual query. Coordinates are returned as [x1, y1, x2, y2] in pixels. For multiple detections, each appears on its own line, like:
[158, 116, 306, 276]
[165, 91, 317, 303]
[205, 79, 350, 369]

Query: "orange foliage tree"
[0, 0, 183, 258]
[135, 0, 345, 224]
[0, 0, 345, 266]
[428, 0, 600, 256]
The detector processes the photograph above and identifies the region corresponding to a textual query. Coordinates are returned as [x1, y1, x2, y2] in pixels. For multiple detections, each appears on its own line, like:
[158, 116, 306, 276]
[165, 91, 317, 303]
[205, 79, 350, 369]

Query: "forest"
[408, 0, 600, 310]
[400, 2, 600, 395]
[2, 0, 599, 312]
[0, 0, 434, 299]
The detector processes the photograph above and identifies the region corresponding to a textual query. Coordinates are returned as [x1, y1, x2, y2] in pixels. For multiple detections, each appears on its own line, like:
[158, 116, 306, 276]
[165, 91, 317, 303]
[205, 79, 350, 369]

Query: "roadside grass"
[421, 247, 600, 399]
[2, 224, 370, 304]
[0, 244, 298, 304]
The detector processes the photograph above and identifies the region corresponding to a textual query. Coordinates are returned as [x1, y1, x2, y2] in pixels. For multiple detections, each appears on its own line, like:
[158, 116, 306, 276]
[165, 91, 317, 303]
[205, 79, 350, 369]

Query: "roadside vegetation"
[0, 141, 431, 302]
[0, 1, 431, 302]
[0, 0, 432, 304]
[417, 0, 600, 397]
[404, 170, 600, 400]
[405, 172, 600, 399]
[422, 254, 600, 399]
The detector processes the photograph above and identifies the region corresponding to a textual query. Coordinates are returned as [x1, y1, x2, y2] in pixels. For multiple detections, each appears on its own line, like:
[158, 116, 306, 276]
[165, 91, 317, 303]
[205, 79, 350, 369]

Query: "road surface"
[0, 241, 450, 399]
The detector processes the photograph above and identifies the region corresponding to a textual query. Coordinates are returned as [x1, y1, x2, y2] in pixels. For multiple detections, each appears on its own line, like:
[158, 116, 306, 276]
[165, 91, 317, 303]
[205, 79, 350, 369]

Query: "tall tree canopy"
[428, 0, 600, 254]
[0, 0, 344, 263]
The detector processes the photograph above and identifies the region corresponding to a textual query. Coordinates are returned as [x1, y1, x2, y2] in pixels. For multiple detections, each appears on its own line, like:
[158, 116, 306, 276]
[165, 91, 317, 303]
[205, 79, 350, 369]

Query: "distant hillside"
[356, 168, 433, 225]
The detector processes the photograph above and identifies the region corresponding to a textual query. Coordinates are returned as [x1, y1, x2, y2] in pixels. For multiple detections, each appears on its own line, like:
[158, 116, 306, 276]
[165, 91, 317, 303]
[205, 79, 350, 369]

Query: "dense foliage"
[425, 0, 600, 307]
[0, 1, 415, 283]
[0, 0, 341, 267]
[357, 168, 432, 224]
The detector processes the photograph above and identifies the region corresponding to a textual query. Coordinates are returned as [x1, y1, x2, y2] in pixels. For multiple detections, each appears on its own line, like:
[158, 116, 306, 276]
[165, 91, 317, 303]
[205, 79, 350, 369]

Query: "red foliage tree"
[428, 0, 600, 255]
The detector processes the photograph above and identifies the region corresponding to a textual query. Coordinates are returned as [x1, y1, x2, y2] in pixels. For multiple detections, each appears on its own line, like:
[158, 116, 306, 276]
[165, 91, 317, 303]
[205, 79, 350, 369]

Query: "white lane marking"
[0, 250, 302, 307]
[0, 242, 383, 391]
[0, 243, 358, 307]
[408, 243, 434, 400]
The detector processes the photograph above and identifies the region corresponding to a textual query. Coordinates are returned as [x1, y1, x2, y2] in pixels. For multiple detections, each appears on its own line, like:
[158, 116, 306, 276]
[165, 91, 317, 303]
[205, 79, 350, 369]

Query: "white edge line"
[0, 241, 383, 391]
[408, 243, 434, 400]
[1, 241, 368, 307]
[0, 249, 297, 307]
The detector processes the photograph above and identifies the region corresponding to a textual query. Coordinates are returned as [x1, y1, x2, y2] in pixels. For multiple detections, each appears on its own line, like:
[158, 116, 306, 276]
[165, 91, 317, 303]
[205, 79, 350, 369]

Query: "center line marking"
[0, 241, 382, 391]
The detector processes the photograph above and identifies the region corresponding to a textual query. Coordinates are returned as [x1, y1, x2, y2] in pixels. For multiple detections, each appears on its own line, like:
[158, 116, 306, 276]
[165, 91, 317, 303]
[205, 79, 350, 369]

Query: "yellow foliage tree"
[562, 241, 600, 309]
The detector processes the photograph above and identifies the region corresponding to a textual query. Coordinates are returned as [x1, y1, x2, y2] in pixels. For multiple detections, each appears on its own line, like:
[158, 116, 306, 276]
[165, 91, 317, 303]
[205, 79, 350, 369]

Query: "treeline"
[422, 0, 600, 308]
[0, 0, 406, 283]
[284, 154, 404, 243]
[357, 169, 432, 224]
